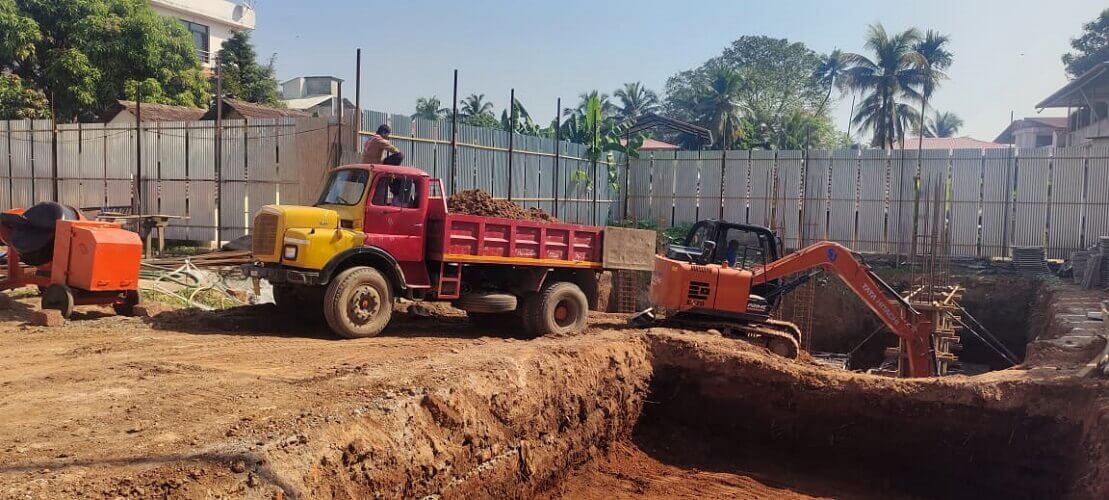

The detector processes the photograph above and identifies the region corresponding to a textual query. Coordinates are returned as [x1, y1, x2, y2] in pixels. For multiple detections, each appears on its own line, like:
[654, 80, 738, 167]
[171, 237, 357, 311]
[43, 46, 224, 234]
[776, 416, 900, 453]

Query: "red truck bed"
[427, 213, 603, 269]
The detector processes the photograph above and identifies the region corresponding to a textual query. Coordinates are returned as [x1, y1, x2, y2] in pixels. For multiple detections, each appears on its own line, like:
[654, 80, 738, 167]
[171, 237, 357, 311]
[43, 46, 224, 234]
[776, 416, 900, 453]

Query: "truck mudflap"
[242, 263, 320, 286]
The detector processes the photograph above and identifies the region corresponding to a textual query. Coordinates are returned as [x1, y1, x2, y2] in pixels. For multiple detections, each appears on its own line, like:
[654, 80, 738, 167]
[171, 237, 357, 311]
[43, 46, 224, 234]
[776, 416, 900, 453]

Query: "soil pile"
[448, 189, 557, 222]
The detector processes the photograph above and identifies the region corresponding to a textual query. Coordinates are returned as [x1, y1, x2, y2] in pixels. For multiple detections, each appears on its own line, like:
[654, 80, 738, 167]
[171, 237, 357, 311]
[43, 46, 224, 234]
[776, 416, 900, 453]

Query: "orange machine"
[640, 220, 935, 378]
[0, 202, 142, 318]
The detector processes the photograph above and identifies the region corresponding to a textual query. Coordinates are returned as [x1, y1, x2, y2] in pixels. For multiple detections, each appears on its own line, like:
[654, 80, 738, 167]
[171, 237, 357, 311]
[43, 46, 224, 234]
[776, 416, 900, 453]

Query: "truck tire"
[455, 292, 517, 313]
[323, 266, 393, 339]
[524, 282, 588, 338]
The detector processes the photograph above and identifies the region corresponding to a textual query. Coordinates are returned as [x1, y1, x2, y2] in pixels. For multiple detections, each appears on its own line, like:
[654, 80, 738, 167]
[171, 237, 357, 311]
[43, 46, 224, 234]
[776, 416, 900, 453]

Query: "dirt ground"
[0, 281, 1106, 499]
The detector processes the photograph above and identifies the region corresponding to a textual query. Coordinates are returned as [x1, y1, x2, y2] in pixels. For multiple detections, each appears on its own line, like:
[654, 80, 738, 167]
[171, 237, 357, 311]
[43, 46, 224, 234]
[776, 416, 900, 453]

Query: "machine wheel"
[524, 282, 589, 338]
[324, 266, 393, 339]
[455, 292, 518, 314]
[41, 284, 75, 319]
[112, 290, 141, 316]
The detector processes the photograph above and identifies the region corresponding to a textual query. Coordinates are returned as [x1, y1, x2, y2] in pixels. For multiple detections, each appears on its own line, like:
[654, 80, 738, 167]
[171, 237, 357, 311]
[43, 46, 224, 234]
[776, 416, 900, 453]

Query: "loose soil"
[447, 189, 557, 222]
[0, 280, 1106, 499]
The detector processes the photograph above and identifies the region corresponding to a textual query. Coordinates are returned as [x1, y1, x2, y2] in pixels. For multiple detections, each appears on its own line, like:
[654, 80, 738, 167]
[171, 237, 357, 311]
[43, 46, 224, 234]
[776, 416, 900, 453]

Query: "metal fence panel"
[749, 150, 776, 227]
[1086, 146, 1109, 244]
[981, 148, 1015, 257]
[802, 150, 830, 242]
[673, 151, 699, 225]
[1048, 147, 1085, 258]
[776, 150, 804, 249]
[827, 149, 858, 246]
[722, 150, 749, 224]
[950, 149, 983, 256]
[0, 121, 9, 210]
[699, 151, 723, 222]
[649, 151, 676, 226]
[1012, 148, 1051, 248]
[857, 150, 888, 252]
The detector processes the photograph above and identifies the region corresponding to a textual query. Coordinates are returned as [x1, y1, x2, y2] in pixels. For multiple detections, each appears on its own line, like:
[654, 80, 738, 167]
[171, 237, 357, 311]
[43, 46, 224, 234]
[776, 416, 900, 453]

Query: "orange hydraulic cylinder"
[50, 220, 142, 291]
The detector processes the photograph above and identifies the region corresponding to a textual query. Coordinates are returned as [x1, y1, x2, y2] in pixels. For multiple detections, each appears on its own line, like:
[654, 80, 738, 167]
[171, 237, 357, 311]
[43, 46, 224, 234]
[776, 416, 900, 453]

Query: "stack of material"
[1012, 246, 1049, 273]
[1071, 250, 1090, 285]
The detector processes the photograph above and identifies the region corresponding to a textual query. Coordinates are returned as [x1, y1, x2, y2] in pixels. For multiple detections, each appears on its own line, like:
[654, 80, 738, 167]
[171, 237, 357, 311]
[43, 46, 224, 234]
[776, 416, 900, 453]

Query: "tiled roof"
[899, 136, 1009, 150]
[104, 100, 206, 122]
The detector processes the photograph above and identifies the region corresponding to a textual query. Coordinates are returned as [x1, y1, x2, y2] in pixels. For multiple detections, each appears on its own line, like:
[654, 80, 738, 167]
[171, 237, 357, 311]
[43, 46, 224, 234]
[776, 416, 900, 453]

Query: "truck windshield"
[317, 169, 369, 205]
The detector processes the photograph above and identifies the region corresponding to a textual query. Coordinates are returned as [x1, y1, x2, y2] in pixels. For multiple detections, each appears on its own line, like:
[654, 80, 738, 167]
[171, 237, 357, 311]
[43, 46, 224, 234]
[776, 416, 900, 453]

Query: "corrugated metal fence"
[625, 147, 1109, 258]
[361, 111, 622, 226]
[0, 117, 316, 242]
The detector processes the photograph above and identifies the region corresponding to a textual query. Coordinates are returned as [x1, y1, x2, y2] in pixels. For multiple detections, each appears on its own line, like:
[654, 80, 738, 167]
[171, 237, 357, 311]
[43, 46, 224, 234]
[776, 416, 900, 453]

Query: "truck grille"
[252, 213, 279, 258]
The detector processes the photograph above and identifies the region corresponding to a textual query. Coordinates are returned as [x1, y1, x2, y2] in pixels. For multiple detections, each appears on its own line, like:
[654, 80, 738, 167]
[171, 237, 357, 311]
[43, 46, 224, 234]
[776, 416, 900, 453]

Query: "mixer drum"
[0, 202, 81, 266]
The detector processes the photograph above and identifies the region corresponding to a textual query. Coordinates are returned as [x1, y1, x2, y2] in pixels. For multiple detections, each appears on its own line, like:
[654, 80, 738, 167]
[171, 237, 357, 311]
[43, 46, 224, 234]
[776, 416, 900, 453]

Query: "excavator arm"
[752, 242, 935, 377]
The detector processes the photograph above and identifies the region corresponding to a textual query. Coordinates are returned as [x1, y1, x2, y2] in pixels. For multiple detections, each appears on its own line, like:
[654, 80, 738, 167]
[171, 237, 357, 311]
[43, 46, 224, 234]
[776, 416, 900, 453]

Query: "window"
[1035, 134, 1053, 147]
[722, 228, 766, 268]
[371, 175, 420, 209]
[305, 78, 332, 96]
[317, 169, 369, 205]
[180, 20, 210, 62]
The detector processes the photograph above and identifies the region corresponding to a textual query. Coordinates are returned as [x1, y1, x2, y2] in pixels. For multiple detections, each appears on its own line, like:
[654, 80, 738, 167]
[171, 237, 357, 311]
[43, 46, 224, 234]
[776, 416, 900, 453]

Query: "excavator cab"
[664, 220, 783, 310]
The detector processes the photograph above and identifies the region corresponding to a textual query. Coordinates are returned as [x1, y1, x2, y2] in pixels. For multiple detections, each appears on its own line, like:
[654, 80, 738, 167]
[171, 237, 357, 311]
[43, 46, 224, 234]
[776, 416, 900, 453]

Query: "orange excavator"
[634, 220, 935, 377]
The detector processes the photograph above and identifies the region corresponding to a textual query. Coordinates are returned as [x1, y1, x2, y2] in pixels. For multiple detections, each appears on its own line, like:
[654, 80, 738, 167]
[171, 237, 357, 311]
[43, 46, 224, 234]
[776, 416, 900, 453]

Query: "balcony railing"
[1067, 118, 1109, 146]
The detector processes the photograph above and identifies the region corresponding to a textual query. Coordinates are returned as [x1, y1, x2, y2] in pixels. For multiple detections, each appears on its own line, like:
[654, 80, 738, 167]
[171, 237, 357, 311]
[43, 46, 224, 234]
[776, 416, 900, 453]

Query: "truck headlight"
[283, 244, 298, 260]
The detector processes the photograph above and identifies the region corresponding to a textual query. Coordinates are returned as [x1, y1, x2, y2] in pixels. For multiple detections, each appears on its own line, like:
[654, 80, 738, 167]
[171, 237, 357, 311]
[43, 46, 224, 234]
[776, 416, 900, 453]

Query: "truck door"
[363, 173, 428, 264]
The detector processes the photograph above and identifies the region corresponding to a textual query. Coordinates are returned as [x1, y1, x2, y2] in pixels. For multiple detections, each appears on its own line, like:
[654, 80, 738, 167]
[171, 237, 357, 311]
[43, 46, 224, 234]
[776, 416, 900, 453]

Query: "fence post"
[507, 88, 515, 201]
[134, 90, 142, 215]
[450, 70, 458, 195]
[553, 97, 561, 218]
[215, 58, 223, 245]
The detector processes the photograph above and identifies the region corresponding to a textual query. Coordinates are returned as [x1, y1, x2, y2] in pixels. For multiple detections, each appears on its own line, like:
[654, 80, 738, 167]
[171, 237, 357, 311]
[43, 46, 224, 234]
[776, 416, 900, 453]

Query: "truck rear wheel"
[455, 292, 518, 313]
[524, 282, 588, 338]
[324, 266, 393, 339]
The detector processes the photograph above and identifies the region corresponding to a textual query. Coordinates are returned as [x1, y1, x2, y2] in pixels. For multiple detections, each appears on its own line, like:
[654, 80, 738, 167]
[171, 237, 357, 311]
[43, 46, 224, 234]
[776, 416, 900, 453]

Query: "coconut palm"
[812, 49, 849, 116]
[412, 96, 448, 120]
[613, 82, 660, 123]
[695, 64, 746, 149]
[564, 91, 613, 119]
[844, 24, 926, 149]
[459, 94, 494, 118]
[923, 111, 963, 137]
[912, 30, 953, 145]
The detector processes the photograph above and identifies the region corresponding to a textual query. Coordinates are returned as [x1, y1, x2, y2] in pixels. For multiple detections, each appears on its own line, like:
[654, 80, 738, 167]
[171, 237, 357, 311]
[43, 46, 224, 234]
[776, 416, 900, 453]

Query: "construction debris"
[30, 309, 64, 327]
[447, 189, 557, 222]
[1012, 246, 1049, 273]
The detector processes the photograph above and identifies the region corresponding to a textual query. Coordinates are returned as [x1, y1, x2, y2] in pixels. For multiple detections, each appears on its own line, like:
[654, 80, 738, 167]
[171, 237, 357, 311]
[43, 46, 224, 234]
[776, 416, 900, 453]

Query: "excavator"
[634, 219, 936, 378]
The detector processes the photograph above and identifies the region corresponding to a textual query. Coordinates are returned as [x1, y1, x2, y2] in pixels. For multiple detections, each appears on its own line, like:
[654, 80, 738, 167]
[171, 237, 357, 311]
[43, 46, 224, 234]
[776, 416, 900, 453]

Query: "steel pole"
[135, 87, 142, 216]
[450, 69, 459, 195]
[215, 56, 223, 245]
[507, 88, 515, 201]
[553, 97, 561, 218]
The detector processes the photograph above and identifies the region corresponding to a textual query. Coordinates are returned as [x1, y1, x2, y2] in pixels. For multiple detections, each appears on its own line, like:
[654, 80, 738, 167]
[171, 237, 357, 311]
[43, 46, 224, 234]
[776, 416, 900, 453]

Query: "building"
[619, 138, 681, 151]
[102, 100, 207, 124]
[900, 136, 1009, 150]
[1034, 61, 1109, 148]
[280, 76, 356, 119]
[202, 99, 310, 121]
[993, 117, 1069, 148]
[149, 0, 256, 68]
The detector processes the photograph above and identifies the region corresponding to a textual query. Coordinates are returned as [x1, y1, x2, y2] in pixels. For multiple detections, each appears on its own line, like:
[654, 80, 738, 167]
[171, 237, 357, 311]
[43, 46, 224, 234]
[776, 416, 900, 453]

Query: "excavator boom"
[751, 241, 934, 377]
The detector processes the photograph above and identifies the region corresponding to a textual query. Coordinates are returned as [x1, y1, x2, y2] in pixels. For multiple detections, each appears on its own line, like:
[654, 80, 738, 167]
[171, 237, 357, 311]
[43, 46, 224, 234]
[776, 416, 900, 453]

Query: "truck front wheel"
[324, 266, 394, 339]
[524, 282, 589, 338]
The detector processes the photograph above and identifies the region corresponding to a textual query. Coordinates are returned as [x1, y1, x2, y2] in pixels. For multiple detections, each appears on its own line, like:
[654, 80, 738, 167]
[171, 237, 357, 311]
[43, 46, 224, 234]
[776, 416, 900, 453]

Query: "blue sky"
[252, 0, 1104, 142]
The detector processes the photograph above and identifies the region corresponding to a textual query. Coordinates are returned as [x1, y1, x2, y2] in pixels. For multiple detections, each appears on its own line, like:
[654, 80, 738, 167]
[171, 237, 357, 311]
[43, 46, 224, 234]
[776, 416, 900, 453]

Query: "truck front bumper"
[242, 263, 321, 286]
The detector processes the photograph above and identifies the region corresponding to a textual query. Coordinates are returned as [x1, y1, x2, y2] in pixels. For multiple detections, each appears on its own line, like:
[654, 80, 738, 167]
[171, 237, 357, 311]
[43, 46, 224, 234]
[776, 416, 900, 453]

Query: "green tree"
[844, 25, 926, 149]
[812, 49, 849, 116]
[215, 31, 280, 106]
[499, 96, 544, 135]
[0, 0, 209, 121]
[0, 73, 49, 119]
[1062, 8, 1109, 78]
[564, 90, 613, 119]
[916, 110, 963, 138]
[613, 81, 659, 123]
[662, 35, 844, 149]
[412, 96, 448, 120]
[911, 30, 953, 145]
[459, 93, 496, 127]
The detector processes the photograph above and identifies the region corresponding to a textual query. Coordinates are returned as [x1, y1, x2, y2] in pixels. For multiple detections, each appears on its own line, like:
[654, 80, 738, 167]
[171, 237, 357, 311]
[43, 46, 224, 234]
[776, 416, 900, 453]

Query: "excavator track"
[662, 315, 802, 360]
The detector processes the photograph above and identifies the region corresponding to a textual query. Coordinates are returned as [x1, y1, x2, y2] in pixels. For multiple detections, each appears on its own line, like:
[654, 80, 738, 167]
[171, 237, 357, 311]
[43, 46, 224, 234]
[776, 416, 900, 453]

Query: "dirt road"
[0, 292, 1105, 499]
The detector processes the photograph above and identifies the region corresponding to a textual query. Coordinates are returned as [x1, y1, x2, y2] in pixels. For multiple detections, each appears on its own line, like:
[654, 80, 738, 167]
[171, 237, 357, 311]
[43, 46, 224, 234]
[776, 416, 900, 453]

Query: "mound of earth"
[448, 189, 557, 222]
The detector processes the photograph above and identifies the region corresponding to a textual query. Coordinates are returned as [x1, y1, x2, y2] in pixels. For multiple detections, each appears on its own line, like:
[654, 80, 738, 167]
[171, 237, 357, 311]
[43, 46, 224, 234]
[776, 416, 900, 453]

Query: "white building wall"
[150, 0, 256, 68]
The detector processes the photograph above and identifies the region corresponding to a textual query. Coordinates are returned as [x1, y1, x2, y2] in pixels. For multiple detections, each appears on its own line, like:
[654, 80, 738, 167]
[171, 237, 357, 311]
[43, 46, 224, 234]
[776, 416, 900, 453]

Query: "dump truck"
[243, 163, 654, 339]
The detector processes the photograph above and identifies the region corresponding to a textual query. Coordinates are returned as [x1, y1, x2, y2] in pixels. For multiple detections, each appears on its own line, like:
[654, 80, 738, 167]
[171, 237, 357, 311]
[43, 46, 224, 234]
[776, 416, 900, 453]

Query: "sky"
[252, 0, 1105, 142]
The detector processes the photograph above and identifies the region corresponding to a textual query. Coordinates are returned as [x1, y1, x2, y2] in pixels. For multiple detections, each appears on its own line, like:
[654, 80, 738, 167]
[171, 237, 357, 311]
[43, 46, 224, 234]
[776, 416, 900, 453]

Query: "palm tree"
[912, 30, 953, 147]
[922, 111, 963, 137]
[412, 96, 448, 120]
[695, 64, 746, 149]
[812, 49, 849, 116]
[564, 91, 612, 118]
[613, 82, 660, 123]
[844, 24, 926, 149]
[459, 94, 494, 118]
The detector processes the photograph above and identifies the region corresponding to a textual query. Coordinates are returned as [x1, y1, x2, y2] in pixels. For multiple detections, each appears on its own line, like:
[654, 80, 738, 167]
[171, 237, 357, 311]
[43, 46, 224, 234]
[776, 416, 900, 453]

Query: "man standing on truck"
[362, 124, 405, 165]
